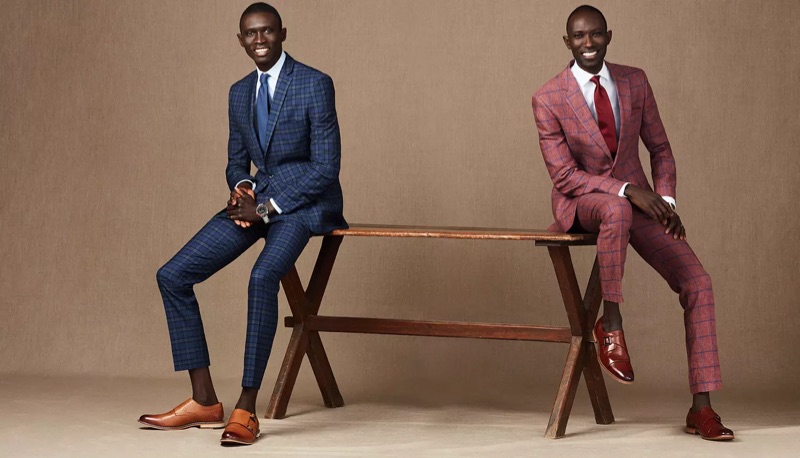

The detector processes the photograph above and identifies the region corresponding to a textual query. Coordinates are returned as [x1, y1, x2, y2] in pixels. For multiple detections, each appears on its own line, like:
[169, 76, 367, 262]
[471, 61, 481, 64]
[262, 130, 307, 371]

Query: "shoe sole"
[220, 431, 261, 445]
[593, 328, 634, 385]
[138, 420, 226, 430]
[684, 427, 735, 441]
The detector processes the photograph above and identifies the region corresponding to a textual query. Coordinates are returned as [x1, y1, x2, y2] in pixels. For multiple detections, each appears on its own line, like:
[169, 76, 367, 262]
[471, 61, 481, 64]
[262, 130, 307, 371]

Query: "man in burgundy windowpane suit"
[532, 5, 733, 440]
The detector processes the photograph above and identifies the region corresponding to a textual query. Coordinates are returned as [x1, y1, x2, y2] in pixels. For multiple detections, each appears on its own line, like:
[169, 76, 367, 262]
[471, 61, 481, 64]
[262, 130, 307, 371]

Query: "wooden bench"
[264, 224, 614, 438]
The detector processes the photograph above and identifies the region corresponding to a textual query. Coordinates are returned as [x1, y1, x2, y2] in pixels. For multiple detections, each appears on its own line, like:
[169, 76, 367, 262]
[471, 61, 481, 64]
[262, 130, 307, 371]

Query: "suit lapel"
[608, 63, 630, 154]
[561, 64, 611, 158]
[262, 54, 296, 156]
[241, 72, 260, 150]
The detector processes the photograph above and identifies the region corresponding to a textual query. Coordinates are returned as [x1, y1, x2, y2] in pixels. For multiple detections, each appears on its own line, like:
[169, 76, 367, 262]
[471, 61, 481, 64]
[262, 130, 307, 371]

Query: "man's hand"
[227, 185, 261, 228]
[624, 185, 673, 224]
[664, 212, 686, 240]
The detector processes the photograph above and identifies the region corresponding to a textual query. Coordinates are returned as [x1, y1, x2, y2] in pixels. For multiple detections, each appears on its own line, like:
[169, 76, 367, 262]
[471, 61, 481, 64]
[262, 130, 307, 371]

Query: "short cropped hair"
[566, 5, 607, 33]
[240, 2, 282, 30]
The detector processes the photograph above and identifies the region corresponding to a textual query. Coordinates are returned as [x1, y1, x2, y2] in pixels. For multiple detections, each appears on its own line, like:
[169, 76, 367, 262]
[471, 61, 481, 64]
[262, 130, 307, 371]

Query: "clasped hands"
[624, 185, 686, 240]
[226, 185, 262, 228]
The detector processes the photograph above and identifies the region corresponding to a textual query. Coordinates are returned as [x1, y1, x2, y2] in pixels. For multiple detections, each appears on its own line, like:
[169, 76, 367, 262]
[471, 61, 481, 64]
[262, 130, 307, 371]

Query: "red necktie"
[590, 75, 617, 156]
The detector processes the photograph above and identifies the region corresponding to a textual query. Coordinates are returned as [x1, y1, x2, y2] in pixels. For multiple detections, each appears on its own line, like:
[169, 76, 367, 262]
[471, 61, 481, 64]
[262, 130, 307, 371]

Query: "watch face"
[256, 204, 268, 217]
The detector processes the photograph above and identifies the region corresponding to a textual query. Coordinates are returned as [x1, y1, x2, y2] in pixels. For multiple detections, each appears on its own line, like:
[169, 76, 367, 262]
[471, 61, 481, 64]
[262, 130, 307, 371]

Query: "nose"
[583, 35, 593, 48]
[255, 32, 266, 43]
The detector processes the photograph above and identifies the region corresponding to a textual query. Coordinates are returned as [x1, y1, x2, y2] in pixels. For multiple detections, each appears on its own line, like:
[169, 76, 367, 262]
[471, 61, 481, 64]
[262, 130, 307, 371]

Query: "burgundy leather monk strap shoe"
[685, 406, 735, 441]
[593, 317, 634, 384]
[138, 398, 225, 430]
[220, 408, 261, 445]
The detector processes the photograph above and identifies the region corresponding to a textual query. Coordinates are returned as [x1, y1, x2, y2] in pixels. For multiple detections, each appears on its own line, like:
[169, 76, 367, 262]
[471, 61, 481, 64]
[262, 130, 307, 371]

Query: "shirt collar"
[256, 51, 287, 82]
[570, 60, 612, 87]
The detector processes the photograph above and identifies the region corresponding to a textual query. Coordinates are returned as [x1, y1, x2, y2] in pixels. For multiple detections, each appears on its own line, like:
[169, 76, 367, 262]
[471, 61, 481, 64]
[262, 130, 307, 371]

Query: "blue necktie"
[255, 73, 270, 152]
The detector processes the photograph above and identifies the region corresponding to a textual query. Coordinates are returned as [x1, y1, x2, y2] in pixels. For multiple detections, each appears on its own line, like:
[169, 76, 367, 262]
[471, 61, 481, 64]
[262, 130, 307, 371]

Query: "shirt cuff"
[618, 182, 630, 197]
[235, 179, 255, 190]
[269, 198, 283, 214]
[662, 196, 676, 210]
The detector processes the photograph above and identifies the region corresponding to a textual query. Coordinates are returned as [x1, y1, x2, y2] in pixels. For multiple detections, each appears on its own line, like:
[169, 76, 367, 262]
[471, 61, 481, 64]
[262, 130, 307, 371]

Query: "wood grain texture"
[265, 324, 309, 420]
[580, 257, 614, 425]
[546, 246, 586, 337]
[331, 224, 596, 244]
[287, 316, 573, 343]
[266, 238, 345, 419]
[545, 337, 585, 439]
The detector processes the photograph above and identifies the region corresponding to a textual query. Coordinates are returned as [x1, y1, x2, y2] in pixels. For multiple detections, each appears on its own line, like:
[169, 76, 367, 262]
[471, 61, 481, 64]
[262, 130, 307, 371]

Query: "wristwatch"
[256, 203, 270, 223]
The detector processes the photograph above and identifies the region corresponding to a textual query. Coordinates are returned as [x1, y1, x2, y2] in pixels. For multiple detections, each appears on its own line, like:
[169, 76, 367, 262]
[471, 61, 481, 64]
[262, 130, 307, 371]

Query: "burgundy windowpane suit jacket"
[532, 62, 677, 231]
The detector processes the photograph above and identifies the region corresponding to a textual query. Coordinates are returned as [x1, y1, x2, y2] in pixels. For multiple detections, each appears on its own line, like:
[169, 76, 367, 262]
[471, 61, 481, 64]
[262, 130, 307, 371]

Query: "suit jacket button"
[268, 174, 274, 178]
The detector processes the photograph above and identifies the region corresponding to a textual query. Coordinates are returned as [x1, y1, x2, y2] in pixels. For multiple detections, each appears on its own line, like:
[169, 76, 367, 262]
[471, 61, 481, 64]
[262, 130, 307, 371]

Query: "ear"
[606, 30, 612, 44]
[280, 28, 287, 43]
[562, 35, 570, 48]
[237, 33, 245, 48]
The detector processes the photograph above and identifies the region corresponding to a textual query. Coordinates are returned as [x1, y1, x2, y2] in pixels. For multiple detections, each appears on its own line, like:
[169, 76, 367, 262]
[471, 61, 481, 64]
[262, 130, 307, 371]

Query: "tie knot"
[260, 73, 269, 85]
[591, 75, 602, 85]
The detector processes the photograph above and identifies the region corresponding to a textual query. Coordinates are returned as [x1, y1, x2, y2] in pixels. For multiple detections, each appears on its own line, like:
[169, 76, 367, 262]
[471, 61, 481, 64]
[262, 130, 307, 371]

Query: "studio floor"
[1, 375, 798, 457]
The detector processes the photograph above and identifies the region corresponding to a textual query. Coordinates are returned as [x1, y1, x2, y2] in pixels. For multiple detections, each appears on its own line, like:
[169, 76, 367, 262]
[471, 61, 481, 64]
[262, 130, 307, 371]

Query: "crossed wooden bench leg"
[544, 247, 614, 438]
[265, 235, 345, 419]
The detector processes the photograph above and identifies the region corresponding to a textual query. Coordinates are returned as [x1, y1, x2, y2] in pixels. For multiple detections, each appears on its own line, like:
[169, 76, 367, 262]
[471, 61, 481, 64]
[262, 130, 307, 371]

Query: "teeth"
[583, 51, 597, 57]
[255, 48, 269, 55]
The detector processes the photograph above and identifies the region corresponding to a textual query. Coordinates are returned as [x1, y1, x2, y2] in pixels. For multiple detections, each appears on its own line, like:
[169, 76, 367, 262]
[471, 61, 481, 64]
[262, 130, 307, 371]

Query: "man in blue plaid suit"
[138, 3, 347, 445]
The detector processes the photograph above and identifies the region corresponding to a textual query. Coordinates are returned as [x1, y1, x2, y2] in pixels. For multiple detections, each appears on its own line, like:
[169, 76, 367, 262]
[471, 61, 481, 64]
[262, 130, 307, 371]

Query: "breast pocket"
[276, 107, 308, 134]
[565, 133, 596, 153]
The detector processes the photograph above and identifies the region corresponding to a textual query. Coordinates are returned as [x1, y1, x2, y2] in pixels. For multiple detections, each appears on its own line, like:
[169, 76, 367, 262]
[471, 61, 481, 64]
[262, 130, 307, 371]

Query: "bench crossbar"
[284, 316, 573, 343]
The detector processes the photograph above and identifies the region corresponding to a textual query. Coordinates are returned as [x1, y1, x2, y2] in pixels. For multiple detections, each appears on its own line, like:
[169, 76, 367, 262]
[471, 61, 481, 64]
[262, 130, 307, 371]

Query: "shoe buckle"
[602, 336, 614, 346]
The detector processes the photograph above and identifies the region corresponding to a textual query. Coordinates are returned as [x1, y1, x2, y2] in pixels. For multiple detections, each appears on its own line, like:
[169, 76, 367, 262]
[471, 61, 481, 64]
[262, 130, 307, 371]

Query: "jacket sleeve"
[225, 86, 255, 190]
[272, 75, 341, 213]
[638, 72, 677, 199]
[532, 93, 625, 197]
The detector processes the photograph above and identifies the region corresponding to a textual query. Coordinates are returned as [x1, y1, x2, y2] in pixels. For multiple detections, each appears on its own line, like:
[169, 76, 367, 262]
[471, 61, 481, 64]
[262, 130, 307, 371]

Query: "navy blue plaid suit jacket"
[226, 53, 347, 234]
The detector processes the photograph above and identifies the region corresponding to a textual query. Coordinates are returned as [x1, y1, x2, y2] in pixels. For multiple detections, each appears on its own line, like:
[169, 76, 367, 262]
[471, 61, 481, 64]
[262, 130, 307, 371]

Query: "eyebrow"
[243, 25, 273, 33]
[570, 26, 604, 34]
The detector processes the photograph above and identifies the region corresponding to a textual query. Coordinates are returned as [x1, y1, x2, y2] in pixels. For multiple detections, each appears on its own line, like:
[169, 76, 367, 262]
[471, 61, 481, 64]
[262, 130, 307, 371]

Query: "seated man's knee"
[156, 263, 184, 290]
[601, 197, 633, 231]
[686, 271, 713, 297]
[676, 269, 714, 307]
[249, 265, 283, 292]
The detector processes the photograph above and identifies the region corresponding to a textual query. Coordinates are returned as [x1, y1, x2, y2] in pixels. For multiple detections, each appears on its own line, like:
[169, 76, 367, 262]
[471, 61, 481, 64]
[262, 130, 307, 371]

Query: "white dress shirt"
[255, 50, 286, 100]
[570, 62, 620, 137]
[569, 61, 676, 208]
[235, 51, 288, 215]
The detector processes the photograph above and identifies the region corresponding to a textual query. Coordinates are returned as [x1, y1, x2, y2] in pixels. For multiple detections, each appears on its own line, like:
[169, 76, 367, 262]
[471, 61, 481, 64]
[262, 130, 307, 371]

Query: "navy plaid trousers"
[156, 210, 311, 388]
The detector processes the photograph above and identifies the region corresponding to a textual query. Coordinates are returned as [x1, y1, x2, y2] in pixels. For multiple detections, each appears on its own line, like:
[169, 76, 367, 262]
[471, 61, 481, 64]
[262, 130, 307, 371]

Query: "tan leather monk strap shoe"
[138, 398, 225, 430]
[220, 408, 261, 445]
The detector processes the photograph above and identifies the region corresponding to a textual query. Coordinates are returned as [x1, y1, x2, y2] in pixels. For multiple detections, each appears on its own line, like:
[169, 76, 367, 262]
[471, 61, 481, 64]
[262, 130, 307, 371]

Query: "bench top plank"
[328, 224, 596, 245]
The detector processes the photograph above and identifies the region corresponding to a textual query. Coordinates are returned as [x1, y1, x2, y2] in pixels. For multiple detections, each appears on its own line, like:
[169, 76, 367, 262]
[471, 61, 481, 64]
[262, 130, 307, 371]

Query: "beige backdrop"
[1, 0, 798, 402]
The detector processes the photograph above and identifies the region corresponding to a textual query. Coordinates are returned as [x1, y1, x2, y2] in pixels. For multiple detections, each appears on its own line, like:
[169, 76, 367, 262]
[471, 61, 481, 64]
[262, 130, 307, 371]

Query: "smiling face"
[563, 9, 611, 74]
[238, 11, 286, 72]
